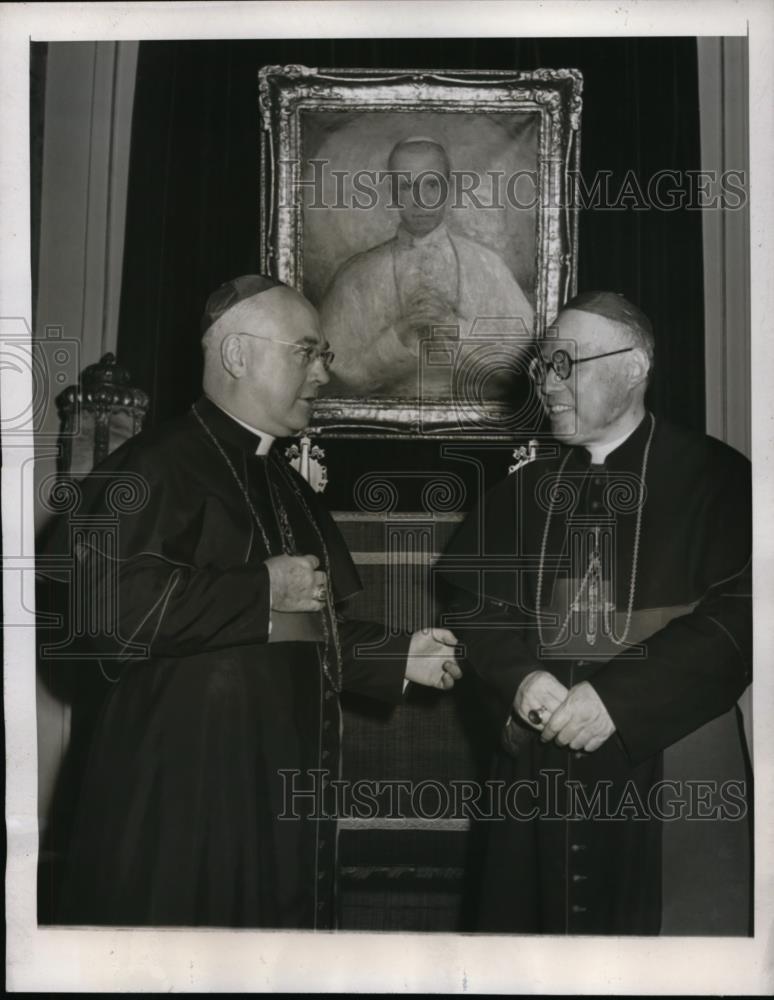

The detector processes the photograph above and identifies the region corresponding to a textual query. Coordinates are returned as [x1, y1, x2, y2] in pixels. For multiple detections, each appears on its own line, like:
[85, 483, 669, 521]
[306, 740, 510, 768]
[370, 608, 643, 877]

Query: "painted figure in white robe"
[320, 137, 534, 398]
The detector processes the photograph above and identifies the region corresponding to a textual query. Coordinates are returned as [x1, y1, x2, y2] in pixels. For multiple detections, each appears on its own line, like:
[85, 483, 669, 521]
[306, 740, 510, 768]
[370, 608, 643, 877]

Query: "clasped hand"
[265, 558, 461, 691]
[265, 554, 327, 612]
[405, 628, 462, 691]
[514, 670, 615, 753]
[395, 289, 458, 347]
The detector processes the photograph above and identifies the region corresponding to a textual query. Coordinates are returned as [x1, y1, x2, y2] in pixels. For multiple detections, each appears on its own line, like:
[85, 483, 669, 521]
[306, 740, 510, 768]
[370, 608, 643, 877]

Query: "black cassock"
[50, 396, 408, 928]
[437, 413, 752, 935]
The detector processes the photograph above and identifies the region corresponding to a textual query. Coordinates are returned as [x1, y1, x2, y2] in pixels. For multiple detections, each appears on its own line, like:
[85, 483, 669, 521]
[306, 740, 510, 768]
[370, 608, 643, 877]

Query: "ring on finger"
[527, 706, 549, 726]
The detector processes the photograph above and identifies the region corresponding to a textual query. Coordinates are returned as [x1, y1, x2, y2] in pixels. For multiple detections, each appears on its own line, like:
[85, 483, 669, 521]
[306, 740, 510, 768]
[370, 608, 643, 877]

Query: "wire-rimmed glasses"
[528, 347, 634, 384]
[238, 332, 335, 371]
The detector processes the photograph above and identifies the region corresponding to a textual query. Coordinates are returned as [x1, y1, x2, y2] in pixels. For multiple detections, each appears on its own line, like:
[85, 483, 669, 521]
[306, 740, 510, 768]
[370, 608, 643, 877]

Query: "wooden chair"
[36, 354, 149, 922]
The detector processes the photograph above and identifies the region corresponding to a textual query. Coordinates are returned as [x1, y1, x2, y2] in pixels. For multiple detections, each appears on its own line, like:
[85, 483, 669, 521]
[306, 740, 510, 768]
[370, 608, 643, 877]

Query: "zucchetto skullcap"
[201, 274, 287, 335]
[561, 291, 652, 337]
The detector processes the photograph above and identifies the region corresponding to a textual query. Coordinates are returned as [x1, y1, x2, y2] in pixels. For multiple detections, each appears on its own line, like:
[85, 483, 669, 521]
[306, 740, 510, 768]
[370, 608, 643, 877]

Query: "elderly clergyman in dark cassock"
[438, 291, 752, 935]
[52, 275, 461, 929]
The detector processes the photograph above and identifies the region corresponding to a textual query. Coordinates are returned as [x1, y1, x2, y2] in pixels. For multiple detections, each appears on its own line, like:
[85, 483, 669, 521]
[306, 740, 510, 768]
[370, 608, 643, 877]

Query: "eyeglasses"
[238, 332, 335, 371]
[528, 347, 634, 384]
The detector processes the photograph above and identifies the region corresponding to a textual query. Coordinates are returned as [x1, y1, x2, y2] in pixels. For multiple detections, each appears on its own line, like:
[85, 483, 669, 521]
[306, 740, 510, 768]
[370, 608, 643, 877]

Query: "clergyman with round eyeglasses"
[439, 290, 752, 935]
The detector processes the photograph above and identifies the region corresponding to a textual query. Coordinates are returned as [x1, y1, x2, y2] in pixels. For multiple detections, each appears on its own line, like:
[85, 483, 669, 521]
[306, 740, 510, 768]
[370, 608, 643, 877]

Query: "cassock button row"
[325, 690, 334, 701]
[323, 719, 332, 730]
[322, 749, 330, 760]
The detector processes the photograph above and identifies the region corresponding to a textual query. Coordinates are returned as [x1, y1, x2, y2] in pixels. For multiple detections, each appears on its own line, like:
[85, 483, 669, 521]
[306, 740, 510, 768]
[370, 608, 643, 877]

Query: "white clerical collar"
[586, 424, 638, 465]
[211, 400, 275, 456]
[397, 221, 450, 248]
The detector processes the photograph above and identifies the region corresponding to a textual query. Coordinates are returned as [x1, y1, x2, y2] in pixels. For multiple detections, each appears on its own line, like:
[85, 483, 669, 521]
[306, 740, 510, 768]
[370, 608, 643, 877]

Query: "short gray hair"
[562, 290, 655, 373]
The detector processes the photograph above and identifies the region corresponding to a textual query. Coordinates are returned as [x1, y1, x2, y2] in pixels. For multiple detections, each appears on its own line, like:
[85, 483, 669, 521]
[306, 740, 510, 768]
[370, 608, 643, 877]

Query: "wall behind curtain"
[117, 37, 705, 433]
[32, 40, 139, 843]
[33, 39, 139, 536]
[699, 37, 750, 459]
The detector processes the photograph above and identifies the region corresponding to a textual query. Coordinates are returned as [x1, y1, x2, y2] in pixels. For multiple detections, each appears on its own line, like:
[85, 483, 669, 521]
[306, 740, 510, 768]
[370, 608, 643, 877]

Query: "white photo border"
[2, 1, 772, 994]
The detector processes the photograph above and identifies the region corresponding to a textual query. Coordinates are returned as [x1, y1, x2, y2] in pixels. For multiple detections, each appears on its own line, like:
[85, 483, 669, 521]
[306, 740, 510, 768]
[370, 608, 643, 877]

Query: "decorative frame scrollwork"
[260, 66, 582, 438]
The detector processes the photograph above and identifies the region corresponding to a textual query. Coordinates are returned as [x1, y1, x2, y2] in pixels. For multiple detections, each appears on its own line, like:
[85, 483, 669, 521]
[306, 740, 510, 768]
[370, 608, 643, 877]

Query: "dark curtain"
[117, 37, 704, 432]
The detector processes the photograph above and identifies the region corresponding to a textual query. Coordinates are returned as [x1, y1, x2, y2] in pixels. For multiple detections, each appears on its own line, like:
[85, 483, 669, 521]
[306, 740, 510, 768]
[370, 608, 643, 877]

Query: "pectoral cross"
[586, 527, 602, 645]
[570, 525, 616, 647]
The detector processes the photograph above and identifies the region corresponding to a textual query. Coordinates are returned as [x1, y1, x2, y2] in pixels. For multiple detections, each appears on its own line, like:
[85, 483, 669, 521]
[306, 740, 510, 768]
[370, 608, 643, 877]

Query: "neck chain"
[191, 403, 342, 691]
[192, 403, 273, 552]
[535, 413, 655, 649]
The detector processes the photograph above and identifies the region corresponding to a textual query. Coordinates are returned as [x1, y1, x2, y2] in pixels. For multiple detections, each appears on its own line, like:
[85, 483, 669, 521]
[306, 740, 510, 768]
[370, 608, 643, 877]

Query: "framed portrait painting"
[259, 66, 582, 437]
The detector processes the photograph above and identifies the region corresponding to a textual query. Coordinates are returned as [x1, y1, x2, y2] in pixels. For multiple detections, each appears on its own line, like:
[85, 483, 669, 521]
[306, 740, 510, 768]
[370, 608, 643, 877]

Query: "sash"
[268, 610, 325, 644]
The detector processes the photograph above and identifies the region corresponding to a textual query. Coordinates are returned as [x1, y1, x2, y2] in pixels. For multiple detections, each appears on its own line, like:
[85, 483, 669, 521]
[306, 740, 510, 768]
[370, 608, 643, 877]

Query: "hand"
[405, 628, 462, 690]
[265, 554, 327, 612]
[540, 681, 616, 753]
[407, 288, 458, 323]
[513, 670, 569, 731]
[394, 290, 458, 347]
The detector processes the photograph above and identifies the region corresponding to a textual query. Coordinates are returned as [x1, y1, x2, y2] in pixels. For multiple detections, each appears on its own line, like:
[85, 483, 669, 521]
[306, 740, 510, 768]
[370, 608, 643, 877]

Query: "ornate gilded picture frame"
[259, 66, 582, 437]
